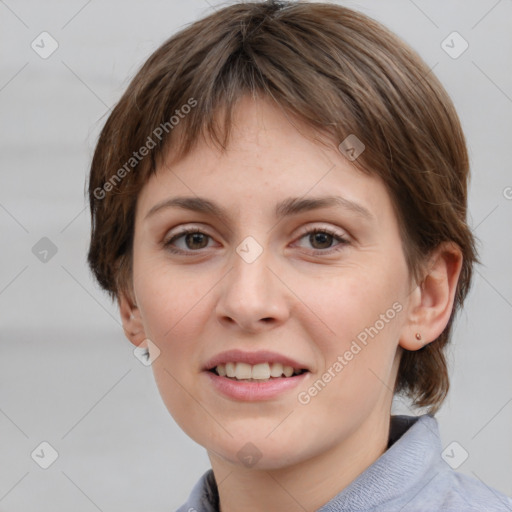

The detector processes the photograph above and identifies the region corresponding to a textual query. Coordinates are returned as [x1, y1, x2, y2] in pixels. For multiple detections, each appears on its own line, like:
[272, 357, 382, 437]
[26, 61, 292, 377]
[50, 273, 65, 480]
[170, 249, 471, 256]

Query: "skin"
[119, 95, 462, 511]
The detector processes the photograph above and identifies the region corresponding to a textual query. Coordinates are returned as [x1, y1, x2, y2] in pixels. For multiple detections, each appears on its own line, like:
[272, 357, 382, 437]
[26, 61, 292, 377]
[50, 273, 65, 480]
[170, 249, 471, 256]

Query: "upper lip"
[203, 349, 310, 371]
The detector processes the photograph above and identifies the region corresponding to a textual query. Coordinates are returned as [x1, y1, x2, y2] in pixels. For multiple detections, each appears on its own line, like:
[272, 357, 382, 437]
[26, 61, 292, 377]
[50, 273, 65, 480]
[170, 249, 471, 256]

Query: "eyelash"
[163, 226, 350, 256]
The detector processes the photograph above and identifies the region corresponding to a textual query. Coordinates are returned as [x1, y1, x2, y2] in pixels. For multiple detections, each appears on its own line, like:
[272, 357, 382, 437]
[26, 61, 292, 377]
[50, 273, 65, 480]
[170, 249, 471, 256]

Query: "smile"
[205, 367, 310, 401]
[210, 362, 307, 381]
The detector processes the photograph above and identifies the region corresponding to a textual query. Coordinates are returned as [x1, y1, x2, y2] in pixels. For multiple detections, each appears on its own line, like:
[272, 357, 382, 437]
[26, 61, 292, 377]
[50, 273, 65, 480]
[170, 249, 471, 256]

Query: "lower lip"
[204, 371, 309, 401]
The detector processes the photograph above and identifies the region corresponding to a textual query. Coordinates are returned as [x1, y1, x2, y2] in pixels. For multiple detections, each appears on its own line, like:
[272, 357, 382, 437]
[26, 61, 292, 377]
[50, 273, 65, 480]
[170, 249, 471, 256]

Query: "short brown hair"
[87, 1, 478, 414]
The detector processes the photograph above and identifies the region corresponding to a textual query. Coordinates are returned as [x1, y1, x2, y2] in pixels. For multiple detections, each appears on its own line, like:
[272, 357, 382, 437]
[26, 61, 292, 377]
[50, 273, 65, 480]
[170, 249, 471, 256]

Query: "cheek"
[133, 258, 216, 437]
[291, 278, 403, 435]
[296, 265, 404, 349]
[133, 254, 213, 344]
[293, 262, 406, 405]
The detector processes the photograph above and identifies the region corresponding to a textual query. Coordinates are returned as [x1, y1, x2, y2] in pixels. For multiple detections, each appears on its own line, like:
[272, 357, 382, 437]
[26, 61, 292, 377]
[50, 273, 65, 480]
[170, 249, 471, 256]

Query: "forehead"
[136, 96, 392, 224]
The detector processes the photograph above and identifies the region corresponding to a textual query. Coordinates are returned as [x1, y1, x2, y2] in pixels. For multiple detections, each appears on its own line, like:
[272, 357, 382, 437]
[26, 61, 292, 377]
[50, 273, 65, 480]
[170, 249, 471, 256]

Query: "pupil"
[311, 232, 332, 249]
[186, 233, 208, 249]
[184, 232, 333, 250]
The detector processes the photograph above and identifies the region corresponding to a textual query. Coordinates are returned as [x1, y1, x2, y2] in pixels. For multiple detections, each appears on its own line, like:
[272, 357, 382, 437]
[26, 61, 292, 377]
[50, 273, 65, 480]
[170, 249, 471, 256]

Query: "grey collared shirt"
[177, 414, 512, 511]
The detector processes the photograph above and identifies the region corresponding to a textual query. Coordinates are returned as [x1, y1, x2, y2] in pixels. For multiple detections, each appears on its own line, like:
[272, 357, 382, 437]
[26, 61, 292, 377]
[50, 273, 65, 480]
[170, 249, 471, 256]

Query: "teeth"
[252, 363, 271, 380]
[225, 362, 236, 378]
[214, 362, 303, 380]
[270, 362, 284, 378]
[283, 365, 294, 377]
[235, 362, 252, 380]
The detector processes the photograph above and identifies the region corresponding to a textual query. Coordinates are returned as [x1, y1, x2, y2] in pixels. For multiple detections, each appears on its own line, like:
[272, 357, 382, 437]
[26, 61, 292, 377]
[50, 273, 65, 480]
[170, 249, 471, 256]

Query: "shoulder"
[371, 415, 512, 512]
[426, 469, 512, 511]
[370, 453, 512, 512]
[386, 436, 512, 511]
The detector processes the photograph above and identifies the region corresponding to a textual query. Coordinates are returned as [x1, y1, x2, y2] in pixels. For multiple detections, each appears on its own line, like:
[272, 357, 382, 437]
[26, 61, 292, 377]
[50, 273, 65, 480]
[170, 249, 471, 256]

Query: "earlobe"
[399, 242, 463, 351]
[118, 291, 147, 347]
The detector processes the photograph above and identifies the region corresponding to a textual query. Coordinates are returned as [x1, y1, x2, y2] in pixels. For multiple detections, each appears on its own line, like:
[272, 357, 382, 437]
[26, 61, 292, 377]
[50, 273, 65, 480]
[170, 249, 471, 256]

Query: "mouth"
[202, 349, 311, 400]
[208, 361, 309, 382]
[203, 351, 311, 401]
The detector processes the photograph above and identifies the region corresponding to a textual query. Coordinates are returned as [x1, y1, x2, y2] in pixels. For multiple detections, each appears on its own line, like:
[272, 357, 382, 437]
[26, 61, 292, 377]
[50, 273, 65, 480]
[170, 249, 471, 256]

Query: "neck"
[209, 409, 391, 512]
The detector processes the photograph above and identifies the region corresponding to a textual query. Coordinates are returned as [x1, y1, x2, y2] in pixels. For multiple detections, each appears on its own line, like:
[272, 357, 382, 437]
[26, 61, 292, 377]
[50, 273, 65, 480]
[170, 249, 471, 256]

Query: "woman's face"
[128, 96, 416, 470]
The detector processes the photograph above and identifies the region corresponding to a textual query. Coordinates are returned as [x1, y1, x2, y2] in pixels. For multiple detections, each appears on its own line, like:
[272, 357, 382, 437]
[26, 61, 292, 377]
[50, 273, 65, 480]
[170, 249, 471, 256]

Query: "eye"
[163, 226, 350, 255]
[163, 228, 215, 254]
[294, 227, 349, 254]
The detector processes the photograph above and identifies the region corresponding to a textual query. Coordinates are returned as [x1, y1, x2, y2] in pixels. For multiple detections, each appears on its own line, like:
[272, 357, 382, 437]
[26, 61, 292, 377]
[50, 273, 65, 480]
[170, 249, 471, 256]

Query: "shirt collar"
[181, 414, 440, 512]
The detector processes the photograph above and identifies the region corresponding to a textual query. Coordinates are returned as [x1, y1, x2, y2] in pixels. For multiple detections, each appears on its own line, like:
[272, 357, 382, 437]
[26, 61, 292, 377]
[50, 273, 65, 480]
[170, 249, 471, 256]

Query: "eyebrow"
[144, 195, 374, 222]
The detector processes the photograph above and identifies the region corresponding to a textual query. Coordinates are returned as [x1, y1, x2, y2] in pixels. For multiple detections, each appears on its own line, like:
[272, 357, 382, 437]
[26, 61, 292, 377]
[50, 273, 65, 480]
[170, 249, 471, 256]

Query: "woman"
[87, 1, 512, 510]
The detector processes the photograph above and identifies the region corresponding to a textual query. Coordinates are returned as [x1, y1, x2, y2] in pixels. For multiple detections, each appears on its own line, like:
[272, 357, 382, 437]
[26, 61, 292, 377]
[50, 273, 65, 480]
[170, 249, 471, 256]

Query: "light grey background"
[1, 0, 511, 510]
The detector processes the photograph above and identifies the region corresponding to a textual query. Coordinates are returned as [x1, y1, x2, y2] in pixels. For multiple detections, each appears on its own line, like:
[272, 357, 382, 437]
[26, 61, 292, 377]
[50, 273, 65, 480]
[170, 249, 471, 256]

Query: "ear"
[118, 290, 148, 348]
[399, 241, 463, 351]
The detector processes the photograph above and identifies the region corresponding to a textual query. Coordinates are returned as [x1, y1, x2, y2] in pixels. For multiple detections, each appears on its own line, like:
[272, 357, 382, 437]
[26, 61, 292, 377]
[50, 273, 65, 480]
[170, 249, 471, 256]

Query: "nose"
[215, 246, 291, 333]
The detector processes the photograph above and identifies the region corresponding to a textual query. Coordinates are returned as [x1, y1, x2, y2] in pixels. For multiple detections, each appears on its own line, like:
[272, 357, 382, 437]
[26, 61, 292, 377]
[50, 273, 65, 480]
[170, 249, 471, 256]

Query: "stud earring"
[415, 332, 422, 341]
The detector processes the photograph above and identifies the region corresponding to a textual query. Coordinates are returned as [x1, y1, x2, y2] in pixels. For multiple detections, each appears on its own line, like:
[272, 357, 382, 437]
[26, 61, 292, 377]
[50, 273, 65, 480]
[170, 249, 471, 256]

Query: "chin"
[204, 432, 308, 470]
